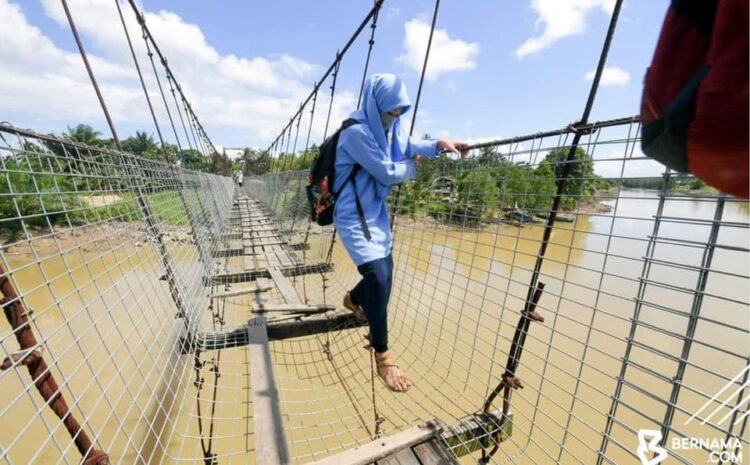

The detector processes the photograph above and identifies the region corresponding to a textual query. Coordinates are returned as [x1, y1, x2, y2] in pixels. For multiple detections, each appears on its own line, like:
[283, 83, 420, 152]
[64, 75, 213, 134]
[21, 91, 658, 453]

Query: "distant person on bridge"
[234, 170, 244, 188]
[334, 73, 468, 392]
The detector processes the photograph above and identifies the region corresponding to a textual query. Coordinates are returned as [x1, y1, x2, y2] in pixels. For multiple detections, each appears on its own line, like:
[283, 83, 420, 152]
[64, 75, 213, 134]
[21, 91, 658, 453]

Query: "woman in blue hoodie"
[334, 74, 467, 392]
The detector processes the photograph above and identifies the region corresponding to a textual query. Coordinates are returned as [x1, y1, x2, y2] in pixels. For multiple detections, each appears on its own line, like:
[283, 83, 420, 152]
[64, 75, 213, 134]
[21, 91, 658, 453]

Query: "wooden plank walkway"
[205, 194, 506, 464]
[248, 276, 290, 465]
[303, 422, 460, 465]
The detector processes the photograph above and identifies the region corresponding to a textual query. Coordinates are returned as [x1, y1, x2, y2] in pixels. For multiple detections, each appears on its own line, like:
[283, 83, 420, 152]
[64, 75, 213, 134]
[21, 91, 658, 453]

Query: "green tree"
[243, 148, 271, 175]
[210, 150, 231, 176]
[542, 146, 595, 210]
[178, 149, 206, 171]
[455, 170, 500, 223]
[122, 131, 158, 156]
[64, 124, 102, 146]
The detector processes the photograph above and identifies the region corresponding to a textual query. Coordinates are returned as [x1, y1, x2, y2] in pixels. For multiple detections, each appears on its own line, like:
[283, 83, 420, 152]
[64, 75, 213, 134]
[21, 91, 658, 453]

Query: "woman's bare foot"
[343, 292, 367, 321]
[374, 351, 413, 393]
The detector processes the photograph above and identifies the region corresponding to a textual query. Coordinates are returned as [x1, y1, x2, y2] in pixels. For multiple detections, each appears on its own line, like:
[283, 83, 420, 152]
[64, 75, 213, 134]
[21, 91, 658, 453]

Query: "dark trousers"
[349, 254, 393, 353]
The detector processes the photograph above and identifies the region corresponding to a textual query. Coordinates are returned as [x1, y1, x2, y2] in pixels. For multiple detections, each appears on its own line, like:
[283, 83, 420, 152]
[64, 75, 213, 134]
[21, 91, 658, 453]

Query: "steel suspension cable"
[266, 0, 384, 152]
[114, 0, 210, 268]
[357, 4, 381, 109]
[125, 0, 218, 153]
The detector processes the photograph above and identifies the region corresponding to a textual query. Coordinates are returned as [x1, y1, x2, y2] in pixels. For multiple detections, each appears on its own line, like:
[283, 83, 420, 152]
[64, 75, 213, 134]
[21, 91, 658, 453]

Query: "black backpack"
[306, 119, 371, 240]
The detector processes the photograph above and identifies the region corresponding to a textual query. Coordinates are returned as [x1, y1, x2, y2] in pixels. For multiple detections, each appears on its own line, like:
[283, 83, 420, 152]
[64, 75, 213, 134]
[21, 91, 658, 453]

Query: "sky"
[1, 0, 668, 162]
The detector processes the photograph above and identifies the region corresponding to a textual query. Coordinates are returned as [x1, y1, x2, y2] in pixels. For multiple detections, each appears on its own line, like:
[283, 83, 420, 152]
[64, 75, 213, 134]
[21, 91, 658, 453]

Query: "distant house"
[431, 176, 458, 203]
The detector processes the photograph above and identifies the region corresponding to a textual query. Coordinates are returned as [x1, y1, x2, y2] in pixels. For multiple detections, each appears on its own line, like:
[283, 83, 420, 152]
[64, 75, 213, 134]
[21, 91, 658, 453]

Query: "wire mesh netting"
[249, 116, 749, 465]
[1, 0, 748, 465]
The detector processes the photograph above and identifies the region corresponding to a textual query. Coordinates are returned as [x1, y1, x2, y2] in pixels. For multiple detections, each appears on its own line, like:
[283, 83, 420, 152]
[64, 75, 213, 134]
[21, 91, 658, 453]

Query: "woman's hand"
[437, 139, 470, 158]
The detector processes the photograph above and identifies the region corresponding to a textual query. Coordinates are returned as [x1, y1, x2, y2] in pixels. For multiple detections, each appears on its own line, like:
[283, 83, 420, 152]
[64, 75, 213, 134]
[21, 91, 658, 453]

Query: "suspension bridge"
[1, 1, 748, 465]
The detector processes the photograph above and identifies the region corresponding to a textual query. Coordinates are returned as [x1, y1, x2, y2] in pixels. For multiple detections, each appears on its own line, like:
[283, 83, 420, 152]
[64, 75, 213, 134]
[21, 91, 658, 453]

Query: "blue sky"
[1, 0, 668, 153]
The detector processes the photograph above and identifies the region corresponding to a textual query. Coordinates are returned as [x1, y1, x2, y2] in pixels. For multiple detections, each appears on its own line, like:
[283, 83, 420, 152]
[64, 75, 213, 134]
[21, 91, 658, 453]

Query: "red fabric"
[641, 6, 711, 125]
[688, 0, 749, 198]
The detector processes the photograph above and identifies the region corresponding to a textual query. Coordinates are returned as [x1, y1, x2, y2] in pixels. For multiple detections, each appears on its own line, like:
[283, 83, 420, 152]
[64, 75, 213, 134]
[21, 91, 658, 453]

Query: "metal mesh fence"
[0, 123, 233, 465]
[249, 116, 749, 465]
[1, 0, 748, 463]
[1, 117, 748, 465]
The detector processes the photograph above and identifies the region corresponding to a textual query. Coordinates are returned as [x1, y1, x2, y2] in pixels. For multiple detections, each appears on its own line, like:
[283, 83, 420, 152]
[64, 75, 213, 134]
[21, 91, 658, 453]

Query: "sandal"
[375, 353, 414, 393]
[343, 292, 367, 322]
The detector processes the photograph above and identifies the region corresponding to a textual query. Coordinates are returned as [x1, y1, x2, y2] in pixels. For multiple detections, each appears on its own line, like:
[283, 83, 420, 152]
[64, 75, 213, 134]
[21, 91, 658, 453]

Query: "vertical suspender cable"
[60, 0, 190, 326]
[479, 1, 625, 462]
[390, 0, 441, 230]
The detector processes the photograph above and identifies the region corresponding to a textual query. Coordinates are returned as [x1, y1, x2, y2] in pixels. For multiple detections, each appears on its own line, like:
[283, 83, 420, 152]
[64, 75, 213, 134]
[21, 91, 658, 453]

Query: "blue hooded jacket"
[333, 74, 439, 265]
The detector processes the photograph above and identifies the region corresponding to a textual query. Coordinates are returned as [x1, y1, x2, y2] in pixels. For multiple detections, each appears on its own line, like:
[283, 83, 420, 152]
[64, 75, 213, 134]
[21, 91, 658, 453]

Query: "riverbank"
[1, 223, 196, 256]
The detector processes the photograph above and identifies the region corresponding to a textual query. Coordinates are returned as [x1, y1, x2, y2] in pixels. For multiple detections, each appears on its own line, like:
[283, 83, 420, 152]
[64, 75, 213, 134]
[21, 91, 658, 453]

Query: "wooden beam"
[212, 248, 243, 258]
[268, 266, 301, 304]
[252, 303, 335, 314]
[412, 440, 459, 464]
[209, 262, 334, 285]
[181, 313, 367, 352]
[210, 285, 271, 299]
[267, 313, 367, 341]
[247, 276, 290, 465]
[302, 422, 441, 465]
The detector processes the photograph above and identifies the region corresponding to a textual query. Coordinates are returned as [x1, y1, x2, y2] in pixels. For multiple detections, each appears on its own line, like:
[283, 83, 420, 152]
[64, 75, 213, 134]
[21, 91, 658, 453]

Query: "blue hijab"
[349, 74, 412, 161]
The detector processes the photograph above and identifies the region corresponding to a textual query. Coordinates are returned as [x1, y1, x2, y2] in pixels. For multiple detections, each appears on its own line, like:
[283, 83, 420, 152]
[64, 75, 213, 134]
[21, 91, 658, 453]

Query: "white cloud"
[515, 0, 615, 58]
[585, 66, 630, 86]
[2, 0, 345, 148]
[397, 18, 479, 81]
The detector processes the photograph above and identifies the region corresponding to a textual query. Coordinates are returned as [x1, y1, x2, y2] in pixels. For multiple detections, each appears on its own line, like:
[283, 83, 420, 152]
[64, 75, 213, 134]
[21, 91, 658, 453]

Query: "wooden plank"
[412, 440, 459, 465]
[252, 303, 335, 313]
[303, 423, 441, 465]
[268, 266, 301, 304]
[376, 447, 419, 465]
[210, 285, 271, 298]
[248, 233, 282, 239]
[247, 276, 290, 465]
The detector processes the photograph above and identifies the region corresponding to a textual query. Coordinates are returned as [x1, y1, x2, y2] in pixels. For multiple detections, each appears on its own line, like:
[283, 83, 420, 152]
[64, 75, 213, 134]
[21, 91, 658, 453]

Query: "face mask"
[381, 112, 397, 131]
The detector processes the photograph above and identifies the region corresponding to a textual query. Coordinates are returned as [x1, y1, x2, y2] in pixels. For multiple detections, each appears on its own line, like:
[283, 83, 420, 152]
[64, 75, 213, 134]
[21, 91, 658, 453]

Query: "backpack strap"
[332, 119, 371, 241]
[334, 164, 372, 241]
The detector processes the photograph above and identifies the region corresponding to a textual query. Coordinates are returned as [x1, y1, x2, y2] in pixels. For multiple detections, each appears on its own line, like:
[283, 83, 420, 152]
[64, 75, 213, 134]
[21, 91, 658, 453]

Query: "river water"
[1, 188, 747, 465]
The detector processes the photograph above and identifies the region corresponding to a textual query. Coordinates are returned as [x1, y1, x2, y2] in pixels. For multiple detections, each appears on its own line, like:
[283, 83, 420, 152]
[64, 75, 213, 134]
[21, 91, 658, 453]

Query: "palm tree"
[122, 131, 158, 155]
[63, 124, 103, 146]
